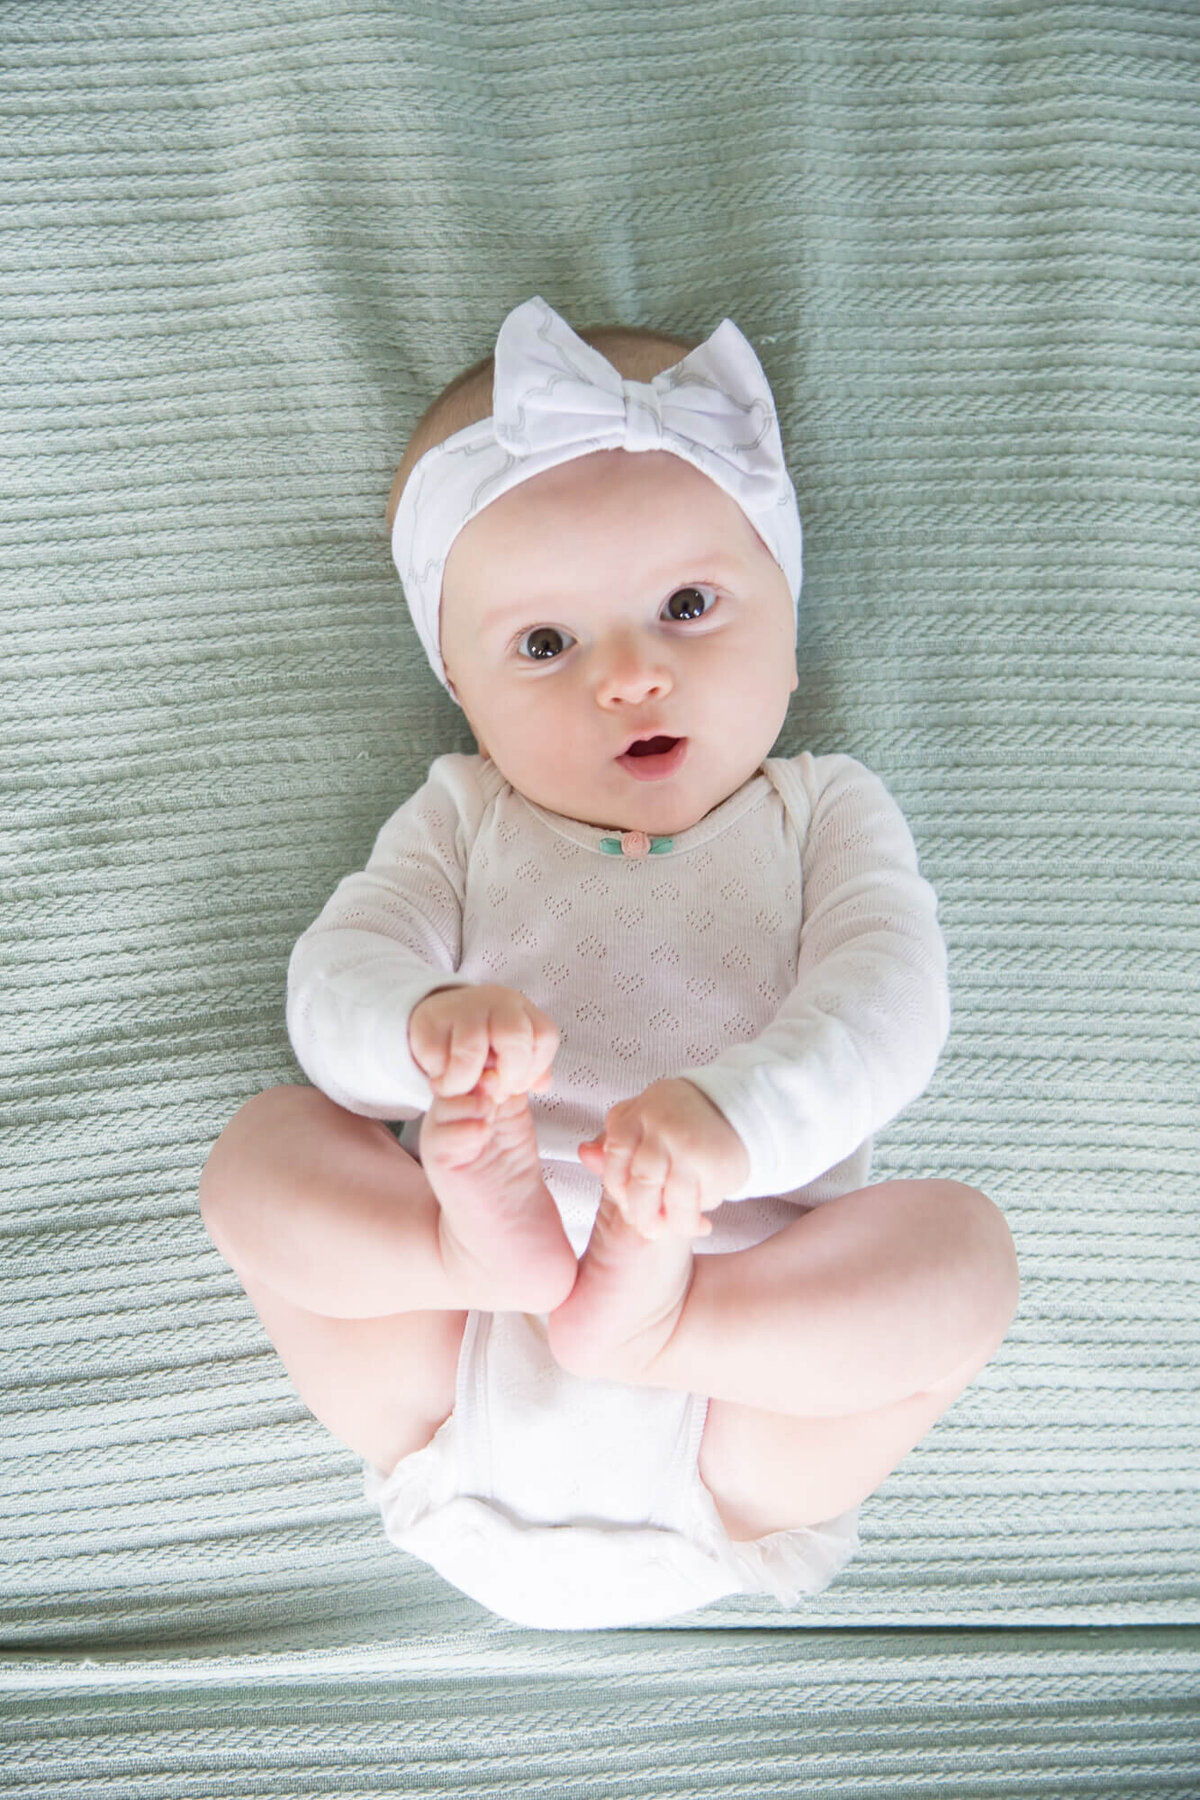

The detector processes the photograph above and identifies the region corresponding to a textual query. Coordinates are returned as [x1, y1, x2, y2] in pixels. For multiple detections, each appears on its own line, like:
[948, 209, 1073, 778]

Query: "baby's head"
[387, 297, 801, 838]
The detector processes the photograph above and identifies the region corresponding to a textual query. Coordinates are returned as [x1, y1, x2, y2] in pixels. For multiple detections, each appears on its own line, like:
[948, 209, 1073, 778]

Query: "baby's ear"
[445, 677, 484, 750]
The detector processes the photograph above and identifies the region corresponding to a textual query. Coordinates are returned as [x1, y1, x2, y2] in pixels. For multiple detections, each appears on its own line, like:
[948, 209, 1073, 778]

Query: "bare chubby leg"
[229, 1264, 468, 1477]
[696, 1330, 1004, 1539]
[645, 1179, 1020, 1419]
[201, 1086, 456, 1316]
[550, 1178, 1020, 1537]
[198, 1083, 576, 1475]
[198, 1084, 576, 1317]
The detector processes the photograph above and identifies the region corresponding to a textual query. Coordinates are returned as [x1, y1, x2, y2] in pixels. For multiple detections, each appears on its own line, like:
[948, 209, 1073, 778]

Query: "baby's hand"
[578, 1078, 750, 1241]
[409, 984, 559, 1107]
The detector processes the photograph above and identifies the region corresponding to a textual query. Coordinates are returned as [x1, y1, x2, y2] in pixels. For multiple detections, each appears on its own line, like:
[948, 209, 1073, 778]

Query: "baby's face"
[439, 449, 798, 836]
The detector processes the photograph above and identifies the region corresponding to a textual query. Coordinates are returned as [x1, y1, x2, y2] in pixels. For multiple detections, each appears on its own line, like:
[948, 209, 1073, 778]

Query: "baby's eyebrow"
[477, 554, 742, 631]
[478, 601, 535, 636]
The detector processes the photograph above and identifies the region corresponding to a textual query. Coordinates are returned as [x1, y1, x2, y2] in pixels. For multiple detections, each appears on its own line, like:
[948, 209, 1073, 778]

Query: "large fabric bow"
[491, 295, 788, 507]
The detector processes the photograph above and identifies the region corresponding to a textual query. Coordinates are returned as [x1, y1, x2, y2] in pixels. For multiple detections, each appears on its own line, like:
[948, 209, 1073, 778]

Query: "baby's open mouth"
[616, 736, 689, 781]
[625, 736, 679, 757]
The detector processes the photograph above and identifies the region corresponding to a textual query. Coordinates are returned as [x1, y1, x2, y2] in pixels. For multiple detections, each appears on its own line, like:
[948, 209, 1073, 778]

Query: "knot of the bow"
[620, 379, 665, 451]
[489, 295, 784, 505]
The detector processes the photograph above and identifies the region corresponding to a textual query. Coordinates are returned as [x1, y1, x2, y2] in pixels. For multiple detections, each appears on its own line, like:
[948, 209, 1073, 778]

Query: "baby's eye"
[514, 586, 717, 663]
[516, 625, 575, 662]
[664, 584, 717, 622]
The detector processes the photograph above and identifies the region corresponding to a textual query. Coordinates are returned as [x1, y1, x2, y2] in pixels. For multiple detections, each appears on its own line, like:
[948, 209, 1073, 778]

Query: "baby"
[199, 296, 1020, 1631]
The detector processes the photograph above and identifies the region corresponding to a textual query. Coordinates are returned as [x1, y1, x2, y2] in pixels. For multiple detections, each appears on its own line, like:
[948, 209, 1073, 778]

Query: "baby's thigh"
[699, 1347, 994, 1539]
[234, 1265, 468, 1476]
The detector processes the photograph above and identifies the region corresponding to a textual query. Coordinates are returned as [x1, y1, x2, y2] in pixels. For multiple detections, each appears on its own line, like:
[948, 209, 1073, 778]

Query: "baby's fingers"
[437, 1025, 491, 1096]
[623, 1143, 672, 1239]
[491, 1005, 559, 1101]
[657, 1168, 712, 1241]
[672, 1173, 708, 1231]
[524, 1008, 560, 1094]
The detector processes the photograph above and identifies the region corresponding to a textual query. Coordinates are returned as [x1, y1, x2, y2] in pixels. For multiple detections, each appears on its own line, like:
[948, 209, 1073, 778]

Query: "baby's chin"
[527, 782, 730, 839]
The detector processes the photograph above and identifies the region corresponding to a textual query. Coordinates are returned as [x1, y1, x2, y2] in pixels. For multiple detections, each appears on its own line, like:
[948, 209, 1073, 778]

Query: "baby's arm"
[285, 755, 484, 1118]
[675, 752, 951, 1201]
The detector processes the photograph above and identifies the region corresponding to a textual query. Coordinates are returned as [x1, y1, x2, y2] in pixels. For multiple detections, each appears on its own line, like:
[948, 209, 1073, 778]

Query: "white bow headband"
[391, 294, 803, 703]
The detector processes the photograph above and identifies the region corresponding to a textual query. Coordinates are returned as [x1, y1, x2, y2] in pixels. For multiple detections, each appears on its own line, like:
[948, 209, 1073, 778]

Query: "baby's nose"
[594, 634, 673, 705]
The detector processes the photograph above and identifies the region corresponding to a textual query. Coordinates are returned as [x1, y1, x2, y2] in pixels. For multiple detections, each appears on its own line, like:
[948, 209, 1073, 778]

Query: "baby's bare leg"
[199, 1083, 577, 1475]
[200, 1084, 575, 1318]
[550, 1178, 1019, 1535]
[696, 1332, 1005, 1538]
[199, 1086, 468, 1475]
[554, 1179, 1018, 1415]
[201, 1085, 461, 1316]
[653, 1180, 1019, 1417]
[226, 1263, 468, 1477]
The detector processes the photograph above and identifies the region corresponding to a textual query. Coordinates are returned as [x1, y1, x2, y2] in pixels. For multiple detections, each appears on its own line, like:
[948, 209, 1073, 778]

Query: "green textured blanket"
[3, 0, 1197, 1792]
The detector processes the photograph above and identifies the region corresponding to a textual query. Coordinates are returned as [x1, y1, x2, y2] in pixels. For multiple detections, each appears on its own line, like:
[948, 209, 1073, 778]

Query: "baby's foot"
[420, 1084, 578, 1314]
[546, 1191, 696, 1385]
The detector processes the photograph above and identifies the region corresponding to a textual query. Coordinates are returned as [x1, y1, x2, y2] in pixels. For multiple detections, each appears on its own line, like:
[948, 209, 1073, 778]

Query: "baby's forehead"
[487, 449, 753, 539]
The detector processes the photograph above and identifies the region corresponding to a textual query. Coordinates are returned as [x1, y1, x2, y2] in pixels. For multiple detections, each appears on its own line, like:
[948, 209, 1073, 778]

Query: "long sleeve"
[285, 754, 485, 1118]
[679, 753, 951, 1200]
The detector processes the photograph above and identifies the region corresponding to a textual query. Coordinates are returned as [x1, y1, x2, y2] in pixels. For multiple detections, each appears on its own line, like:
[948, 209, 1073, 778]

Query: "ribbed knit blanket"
[3, 2, 1196, 1793]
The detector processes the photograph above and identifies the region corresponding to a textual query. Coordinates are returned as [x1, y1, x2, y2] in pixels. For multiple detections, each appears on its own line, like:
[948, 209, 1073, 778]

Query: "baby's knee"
[942, 1181, 1021, 1344]
[198, 1084, 309, 1229]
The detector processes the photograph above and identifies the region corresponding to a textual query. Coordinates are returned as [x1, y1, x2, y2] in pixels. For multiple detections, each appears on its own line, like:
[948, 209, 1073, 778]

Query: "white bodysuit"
[286, 749, 951, 1628]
